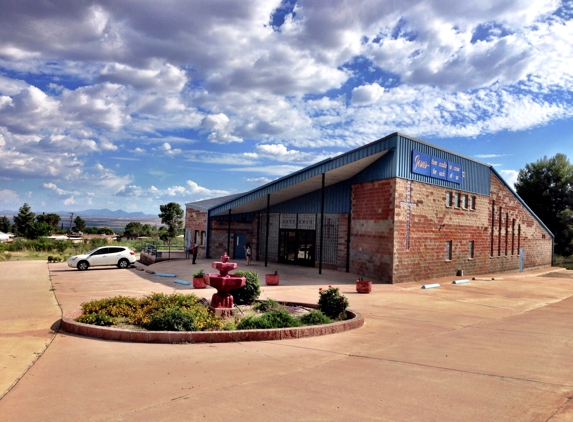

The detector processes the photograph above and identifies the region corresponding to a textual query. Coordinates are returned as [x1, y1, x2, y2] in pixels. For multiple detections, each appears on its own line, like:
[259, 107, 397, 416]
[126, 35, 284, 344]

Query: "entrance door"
[234, 233, 247, 260]
[279, 229, 315, 267]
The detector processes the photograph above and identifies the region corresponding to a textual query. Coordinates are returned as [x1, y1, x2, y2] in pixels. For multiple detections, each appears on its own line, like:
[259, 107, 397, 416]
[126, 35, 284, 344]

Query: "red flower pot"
[193, 277, 207, 289]
[265, 274, 280, 285]
[356, 280, 372, 293]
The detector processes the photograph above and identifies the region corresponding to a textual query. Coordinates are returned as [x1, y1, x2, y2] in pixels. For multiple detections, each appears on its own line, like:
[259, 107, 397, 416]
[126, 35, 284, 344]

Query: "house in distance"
[185, 132, 553, 284]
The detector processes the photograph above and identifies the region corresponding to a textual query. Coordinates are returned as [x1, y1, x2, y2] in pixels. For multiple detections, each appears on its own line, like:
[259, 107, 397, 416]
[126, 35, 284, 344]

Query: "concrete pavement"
[0, 261, 61, 400]
[1, 258, 573, 421]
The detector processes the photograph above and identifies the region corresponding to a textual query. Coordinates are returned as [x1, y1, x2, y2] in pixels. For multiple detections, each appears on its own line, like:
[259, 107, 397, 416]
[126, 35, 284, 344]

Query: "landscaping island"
[60, 273, 364, 343]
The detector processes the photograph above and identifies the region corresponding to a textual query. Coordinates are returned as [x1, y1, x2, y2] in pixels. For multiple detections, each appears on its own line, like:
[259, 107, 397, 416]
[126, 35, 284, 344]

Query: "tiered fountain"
[205, 252, 246, 316]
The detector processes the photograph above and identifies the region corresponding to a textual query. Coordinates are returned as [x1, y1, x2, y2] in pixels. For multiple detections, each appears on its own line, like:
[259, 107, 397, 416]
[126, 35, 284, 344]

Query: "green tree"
[98, 227, 115, 235]
[36, 213, 61, 231]
[28, 221, 53, 239]
[73, 216, 86, 232]
[13, 203, 36, 238]
[158, 203, 183, 243]
[0, 216, 10, 233]
[124, 222, 143, 237]
[84, 227, 99, 234]
[515, 153, 573, 255]
[140, 223, 155, 237]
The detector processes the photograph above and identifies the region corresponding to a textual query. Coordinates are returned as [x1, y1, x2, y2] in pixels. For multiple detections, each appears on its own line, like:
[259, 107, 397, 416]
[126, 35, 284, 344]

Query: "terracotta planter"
[193, 277, 207, 289]
[265, 274, 280, 285]
[356, 280, 372, 293]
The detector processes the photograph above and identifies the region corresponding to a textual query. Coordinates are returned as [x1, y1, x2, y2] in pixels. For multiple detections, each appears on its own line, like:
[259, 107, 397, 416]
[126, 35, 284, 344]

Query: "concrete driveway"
[1, 258, 573, 421]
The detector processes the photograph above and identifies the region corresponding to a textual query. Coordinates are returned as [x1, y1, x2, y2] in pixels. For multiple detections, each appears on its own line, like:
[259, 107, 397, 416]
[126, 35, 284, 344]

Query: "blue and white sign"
[431, 156, 448, 180]
[411, 151, 431, 176]
[412, 150, 462, 184]
[448, 162, 462, 183]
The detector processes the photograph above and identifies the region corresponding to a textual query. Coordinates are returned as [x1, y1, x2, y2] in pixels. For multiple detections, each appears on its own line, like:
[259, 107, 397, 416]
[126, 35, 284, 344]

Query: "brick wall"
[208, 219, 257, 260]
[185, 207, 207, 259]
[391, 174, 552, 283]
[349, 173, 552, 284]
[350, 179, 395, 283]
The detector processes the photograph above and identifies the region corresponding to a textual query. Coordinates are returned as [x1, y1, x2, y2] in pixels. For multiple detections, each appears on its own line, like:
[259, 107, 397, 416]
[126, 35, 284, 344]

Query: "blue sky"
[1, 0, 572, 215]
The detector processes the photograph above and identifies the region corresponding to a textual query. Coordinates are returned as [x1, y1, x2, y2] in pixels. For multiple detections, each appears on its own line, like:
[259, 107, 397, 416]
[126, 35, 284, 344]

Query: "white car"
[68, 246, 136, 271]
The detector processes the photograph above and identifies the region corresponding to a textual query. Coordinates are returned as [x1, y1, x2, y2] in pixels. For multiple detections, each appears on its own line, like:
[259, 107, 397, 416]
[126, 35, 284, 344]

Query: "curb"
[60, 306, 364, 344]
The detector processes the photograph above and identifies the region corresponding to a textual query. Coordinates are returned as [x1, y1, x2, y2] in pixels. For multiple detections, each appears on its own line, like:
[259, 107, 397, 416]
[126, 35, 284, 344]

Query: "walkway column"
[265, 194, 270, 267]
[319, 172, 325, 275]
[227, 209, 231, 256]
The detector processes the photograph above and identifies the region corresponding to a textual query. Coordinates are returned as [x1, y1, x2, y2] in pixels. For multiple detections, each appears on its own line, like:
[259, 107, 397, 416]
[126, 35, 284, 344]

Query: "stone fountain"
[205, 252, 246, 316]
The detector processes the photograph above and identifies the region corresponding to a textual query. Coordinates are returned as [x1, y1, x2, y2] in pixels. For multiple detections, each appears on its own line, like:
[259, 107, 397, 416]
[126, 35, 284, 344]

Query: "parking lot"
[1, 258, 573, 421]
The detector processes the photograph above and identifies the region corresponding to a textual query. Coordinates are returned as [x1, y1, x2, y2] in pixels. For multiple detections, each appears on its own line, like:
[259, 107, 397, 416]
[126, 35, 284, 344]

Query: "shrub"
[237, 308, 302, 330]
[300, 310, 332, 325]
[318, 286, 349, 320]
[75, 312, 118, 326]
[78, 293, 223, 331]
[81, 296, 140, 317]
[144, 307, 197, 331]
[230, 270, 261, 305]
[253, 298, 282, 313]
[193, 268, 204, 278]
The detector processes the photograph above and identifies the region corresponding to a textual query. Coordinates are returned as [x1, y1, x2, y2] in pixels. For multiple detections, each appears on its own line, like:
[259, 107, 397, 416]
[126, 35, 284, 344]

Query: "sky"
[1, 0, 572, 216]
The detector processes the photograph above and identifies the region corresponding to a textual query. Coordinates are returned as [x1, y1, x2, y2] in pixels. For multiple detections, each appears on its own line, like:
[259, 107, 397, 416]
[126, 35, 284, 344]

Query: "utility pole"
[68, 212, 74, 233]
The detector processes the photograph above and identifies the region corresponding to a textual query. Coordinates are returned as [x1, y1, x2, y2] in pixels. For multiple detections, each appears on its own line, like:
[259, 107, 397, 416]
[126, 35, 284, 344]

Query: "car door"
[88, 247, 109, 267]
[106, 247, 124, 265]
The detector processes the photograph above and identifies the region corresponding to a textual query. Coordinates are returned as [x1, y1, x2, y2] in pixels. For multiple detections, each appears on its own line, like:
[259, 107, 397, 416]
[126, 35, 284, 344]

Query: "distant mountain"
[0, 209, 157, 218]
[56, 209, 157, 218]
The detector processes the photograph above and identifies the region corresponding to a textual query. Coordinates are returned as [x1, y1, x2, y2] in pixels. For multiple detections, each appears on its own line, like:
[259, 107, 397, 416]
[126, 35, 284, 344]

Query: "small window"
[195, 230, 200, 244]
[446, 191, 452, 207]
[461, 195, 468, 209]
[446, 240, 452, 261]
[470, 196, 476, 210]
[453, 192, 460, 208]
[468, 241, 474, 259]
[201, 231, 206, 245]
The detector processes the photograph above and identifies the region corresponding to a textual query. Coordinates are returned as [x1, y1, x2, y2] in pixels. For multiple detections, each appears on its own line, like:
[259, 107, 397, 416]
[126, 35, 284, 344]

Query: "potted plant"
[265, 271, 279, 285]
[356, 277, 372, 293]
[193, 269, 207, 289]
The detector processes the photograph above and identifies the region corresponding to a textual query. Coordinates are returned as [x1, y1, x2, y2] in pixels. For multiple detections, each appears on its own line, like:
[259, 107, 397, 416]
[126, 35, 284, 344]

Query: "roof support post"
[265, 194, 270, 267]
[227, 209, 231, 256]
[346, 211, 351, 272]
[319, 172, 325, 275]
[206, 212, 211, 259]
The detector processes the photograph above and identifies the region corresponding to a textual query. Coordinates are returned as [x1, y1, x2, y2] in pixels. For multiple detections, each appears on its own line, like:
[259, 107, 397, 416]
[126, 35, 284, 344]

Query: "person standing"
[191, 243, 198, 264]
[245, 242, 252, 266]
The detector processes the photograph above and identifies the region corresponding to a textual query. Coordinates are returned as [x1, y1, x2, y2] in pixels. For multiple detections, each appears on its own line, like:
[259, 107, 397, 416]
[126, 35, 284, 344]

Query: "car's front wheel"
[77, 261, 89, 271]
[117, 258, 130, 269]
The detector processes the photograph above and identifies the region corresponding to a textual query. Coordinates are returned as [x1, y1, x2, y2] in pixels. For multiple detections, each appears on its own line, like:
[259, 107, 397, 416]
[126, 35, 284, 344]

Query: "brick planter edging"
[60, 305, 364, 344]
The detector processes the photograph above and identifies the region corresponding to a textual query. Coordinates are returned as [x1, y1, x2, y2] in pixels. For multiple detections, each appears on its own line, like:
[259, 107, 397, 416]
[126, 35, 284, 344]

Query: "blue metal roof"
[205, 132, 551, 238]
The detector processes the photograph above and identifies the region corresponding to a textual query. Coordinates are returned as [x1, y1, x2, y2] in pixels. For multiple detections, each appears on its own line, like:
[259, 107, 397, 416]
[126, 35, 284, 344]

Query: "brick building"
[185, 133, 553, 283]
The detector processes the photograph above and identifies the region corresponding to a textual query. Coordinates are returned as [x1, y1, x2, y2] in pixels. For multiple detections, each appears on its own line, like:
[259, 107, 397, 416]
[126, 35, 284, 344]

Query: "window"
[468, 241, 474, 259]
[194, 230, 200, 244]
[446, 191, 452, 207]
[453, 192, 460, 208]
[201, 231, 206, 245]
[461, 195, 468, 209]
[446, 240, 452, 261]
[470, 196, 476, 210]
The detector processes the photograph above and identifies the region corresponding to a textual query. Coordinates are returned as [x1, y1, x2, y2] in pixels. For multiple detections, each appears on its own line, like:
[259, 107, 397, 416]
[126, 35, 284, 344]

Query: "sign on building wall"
[412, 150, 462, 184]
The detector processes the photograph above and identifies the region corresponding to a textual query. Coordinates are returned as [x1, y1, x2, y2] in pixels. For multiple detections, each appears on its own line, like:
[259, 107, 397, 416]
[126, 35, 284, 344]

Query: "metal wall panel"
[209, 134, 399, 216]
[269, 180, 352, 214]
[395, 134, 491, 195]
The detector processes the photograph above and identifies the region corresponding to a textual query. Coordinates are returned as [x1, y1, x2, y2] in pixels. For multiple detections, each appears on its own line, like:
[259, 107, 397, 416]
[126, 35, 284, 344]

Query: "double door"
[278, 229, 315, 267]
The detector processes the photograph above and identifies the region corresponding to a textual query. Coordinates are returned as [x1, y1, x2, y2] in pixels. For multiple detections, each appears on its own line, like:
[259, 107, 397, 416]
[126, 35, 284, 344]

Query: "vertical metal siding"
[395, 135, 491, 196]
[269, 180, 352, 214]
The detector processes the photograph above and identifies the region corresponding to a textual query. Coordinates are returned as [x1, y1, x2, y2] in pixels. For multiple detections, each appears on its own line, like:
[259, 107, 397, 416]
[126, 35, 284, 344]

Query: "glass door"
[278, 229, 315, 267]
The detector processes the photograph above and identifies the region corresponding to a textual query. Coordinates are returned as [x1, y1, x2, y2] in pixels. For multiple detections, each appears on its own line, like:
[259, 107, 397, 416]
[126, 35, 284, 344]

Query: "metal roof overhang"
[209, 150, 389, 216]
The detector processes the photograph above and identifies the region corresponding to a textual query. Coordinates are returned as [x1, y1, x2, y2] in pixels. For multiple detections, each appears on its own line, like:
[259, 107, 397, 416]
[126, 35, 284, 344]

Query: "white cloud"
[0, 189, 21, 206]
[500, 169, 519, 188]
[42, 183, 78, 196]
